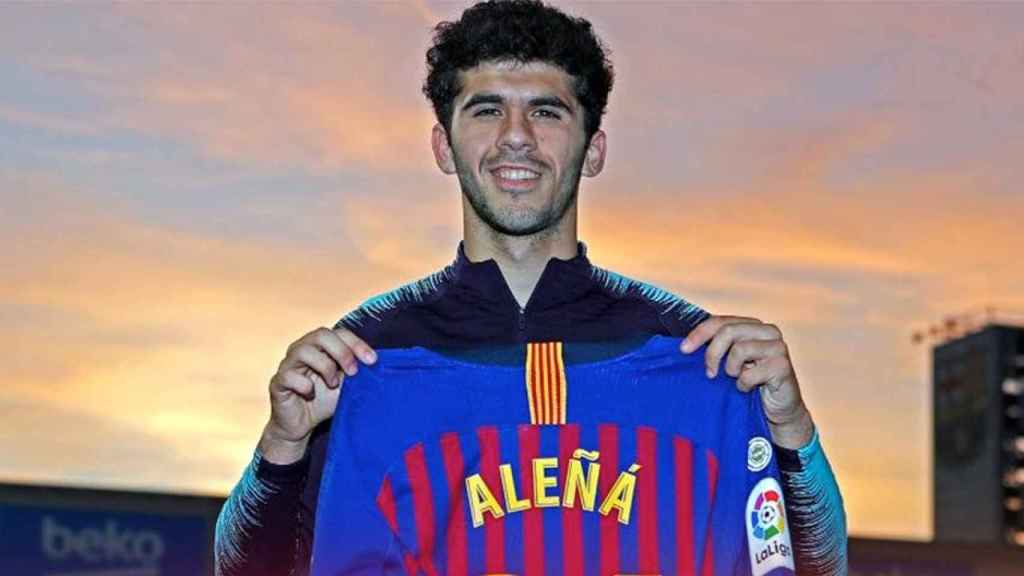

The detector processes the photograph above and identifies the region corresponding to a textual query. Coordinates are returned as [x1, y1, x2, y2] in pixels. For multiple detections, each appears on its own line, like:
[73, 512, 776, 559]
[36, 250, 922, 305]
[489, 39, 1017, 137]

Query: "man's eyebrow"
[529, 96, 573, 114]
[459, 93, 575, 114]
[461, 93, 504, 112]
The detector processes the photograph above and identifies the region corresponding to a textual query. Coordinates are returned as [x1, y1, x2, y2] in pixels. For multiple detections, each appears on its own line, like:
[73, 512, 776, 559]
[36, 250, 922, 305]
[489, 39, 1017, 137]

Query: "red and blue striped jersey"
[311, 335, 796, 576]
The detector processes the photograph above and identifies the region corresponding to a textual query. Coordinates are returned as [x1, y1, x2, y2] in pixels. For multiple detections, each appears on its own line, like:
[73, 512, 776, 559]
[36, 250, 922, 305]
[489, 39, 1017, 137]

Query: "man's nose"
[497, 109, 537, 151]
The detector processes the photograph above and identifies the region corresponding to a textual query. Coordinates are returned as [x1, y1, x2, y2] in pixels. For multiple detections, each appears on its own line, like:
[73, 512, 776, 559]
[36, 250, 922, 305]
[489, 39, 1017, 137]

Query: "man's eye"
[474, 108, 500, 117]
[534, 109, 561, 119]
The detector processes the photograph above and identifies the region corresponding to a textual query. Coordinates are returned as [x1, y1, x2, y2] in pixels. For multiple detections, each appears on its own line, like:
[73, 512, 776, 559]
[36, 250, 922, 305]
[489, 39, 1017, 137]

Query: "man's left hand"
[680, 315, 815, 450]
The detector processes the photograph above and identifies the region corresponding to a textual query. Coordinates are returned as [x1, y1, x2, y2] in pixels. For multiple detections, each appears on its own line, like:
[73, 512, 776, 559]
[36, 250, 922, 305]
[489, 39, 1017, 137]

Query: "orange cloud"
[0, 171, 433, 492]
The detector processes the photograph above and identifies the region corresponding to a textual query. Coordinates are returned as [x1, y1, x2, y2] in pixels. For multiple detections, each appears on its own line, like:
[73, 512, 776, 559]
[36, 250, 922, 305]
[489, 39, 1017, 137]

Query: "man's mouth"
[490, 166, 542, 191]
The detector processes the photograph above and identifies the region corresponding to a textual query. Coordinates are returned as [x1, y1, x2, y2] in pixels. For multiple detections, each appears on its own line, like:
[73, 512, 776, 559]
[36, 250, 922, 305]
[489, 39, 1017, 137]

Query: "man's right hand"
[258, 326, 377, 465]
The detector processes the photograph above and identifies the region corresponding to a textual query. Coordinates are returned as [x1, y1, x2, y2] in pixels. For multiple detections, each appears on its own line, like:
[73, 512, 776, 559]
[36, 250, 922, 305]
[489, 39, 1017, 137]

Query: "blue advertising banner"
[0, 504, 208, 576]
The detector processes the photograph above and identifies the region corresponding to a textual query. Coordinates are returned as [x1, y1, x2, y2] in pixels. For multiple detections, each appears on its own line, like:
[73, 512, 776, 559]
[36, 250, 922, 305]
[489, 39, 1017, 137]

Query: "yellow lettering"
[532, 457, 560, 508]
[499, 464, 531, 513]
[573, 448, 600, 461]
[465, 473, 504, 528]
[599, 463, 641, 525]
[563, 457, 600, 511]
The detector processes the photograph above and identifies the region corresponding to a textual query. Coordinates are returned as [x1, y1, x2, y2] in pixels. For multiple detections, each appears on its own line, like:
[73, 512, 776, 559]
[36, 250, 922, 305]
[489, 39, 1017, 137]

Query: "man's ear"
[432, 123, 456, 174]
[582, 129, 606, 177]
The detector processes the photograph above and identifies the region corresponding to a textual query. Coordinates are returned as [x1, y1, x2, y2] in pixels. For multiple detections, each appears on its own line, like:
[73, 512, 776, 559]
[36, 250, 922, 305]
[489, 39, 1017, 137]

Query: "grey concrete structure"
[933, 324, 1024, 545]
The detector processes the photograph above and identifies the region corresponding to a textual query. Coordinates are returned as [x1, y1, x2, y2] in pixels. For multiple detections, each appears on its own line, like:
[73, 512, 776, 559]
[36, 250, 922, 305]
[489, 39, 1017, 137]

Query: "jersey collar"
[449, 240, 596, 314]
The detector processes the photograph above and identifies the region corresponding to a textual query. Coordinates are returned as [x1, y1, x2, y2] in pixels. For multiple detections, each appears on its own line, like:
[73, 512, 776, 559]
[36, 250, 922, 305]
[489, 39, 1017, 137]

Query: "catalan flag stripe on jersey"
[527, 342, 567, 425]
[311, 336, 796, 576]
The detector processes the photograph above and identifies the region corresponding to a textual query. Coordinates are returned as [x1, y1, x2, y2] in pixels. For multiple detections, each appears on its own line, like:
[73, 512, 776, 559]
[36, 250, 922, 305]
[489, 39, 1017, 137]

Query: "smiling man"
[215, 1, 846, 575]
[437, 58, 606, 305]
[445, 60, 597, 238]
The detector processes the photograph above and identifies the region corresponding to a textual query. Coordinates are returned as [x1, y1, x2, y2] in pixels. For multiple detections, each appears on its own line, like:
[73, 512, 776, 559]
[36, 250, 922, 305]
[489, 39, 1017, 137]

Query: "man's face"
[433, 60, 605, 237]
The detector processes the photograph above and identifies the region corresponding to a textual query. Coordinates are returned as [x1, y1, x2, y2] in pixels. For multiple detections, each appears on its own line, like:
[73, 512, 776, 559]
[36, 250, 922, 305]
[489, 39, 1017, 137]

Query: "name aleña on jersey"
[465, 448, 640, 527]
[312, 337, 796, 576]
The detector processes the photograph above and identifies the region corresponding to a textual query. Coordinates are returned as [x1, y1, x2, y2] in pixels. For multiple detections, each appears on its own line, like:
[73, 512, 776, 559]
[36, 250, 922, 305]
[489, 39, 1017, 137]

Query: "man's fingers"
[307, 328, 358, 375]
[306, 370, 330, 397]
[723, 339, 761, 378]
[704, 322, 762, 377]
[334, 327, 377, 365]
[703, 322, 783, 377]
[723, 339, 787, 378]
[680, 315, 761, 353]
[276, 370, 314, 400]
[326, 371, 344, 389]
[292, 345, 341, 384]
[736, 355, 790, 392]
[280, 335, 347, 374]
[281, 327, 374, 385]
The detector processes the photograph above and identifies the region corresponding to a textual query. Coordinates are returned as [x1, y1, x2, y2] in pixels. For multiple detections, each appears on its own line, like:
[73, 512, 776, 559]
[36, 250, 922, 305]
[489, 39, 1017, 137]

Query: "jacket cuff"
[773, 426, 819, 473]
[253, 448, 309, 485]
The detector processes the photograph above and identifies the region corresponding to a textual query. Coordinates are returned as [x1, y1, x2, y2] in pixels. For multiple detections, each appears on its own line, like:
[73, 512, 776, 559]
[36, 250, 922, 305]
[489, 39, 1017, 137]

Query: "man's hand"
[258, 327, 377, 465]
[680, 315, 814, 450]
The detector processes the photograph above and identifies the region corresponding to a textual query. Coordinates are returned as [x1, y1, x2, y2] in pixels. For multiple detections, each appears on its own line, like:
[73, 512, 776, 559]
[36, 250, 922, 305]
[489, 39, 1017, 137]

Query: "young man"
[216, 1, 846, 575]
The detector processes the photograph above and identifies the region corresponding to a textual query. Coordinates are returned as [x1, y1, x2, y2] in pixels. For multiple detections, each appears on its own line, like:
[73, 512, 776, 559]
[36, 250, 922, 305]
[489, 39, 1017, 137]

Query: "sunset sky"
[2, 1, 1023, 542]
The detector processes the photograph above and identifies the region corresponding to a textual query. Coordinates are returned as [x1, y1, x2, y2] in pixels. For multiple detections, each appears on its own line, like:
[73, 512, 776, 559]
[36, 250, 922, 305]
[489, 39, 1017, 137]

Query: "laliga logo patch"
[747, 436, 772, 472]
[746, 477, 794, 576]
[750, 485, 785, 540]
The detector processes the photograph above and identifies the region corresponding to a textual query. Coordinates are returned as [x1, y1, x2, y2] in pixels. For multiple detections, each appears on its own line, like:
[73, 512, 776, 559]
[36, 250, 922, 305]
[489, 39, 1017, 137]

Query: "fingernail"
[365, 350, 377, 363]
[681, 340, 693, 353]
[706, 367, 714, 379]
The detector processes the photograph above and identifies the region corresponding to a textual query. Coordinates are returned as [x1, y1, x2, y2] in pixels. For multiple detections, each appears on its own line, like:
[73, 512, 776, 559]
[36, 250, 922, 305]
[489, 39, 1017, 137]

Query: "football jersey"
[311, 335, 796, 576]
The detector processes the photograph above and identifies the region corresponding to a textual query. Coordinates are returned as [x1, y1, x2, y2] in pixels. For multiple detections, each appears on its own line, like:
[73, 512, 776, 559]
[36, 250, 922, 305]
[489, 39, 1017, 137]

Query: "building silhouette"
[933, 323, 1024, 545]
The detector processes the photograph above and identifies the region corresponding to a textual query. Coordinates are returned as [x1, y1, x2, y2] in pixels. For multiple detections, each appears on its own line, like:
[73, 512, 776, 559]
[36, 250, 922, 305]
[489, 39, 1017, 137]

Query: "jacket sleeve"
[214, 449, 309, 576]
[213, 312, 382, 576]
[774, 429, 848, 575]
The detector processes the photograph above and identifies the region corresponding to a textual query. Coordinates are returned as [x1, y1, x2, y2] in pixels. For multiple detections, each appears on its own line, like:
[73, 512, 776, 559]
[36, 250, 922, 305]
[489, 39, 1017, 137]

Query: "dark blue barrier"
[0, 504, 207, 576]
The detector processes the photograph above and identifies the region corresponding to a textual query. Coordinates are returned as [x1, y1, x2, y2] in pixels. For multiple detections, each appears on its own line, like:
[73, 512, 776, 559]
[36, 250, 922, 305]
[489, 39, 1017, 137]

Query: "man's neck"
[463, 224, 578, 310]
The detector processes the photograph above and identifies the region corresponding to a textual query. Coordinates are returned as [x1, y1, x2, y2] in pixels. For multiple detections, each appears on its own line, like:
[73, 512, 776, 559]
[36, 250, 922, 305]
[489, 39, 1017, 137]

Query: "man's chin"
[462, 185, 559, 237]
[494, 225, 548, 237]
[482, 212, 552, 237]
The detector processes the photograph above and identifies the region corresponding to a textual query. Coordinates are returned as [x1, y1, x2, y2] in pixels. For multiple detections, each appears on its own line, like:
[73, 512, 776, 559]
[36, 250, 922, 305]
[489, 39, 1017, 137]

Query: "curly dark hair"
[423, 0, 614, 143]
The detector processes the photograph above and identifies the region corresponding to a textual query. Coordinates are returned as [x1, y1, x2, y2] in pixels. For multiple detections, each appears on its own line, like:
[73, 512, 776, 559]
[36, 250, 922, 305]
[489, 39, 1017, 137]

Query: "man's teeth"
[495, 168, 540, 181]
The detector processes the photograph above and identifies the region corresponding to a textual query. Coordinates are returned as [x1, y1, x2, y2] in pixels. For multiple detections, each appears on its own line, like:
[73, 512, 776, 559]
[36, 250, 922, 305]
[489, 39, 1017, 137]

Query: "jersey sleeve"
[736, 387, 798, 576]
[706, 376, 797, 576]
[309, 371, 406, 576]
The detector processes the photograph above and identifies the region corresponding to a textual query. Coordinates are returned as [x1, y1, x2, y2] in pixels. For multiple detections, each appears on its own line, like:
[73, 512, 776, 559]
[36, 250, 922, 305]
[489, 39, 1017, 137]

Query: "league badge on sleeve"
[746, 477, 795, 575]
[747, 436, 772, 472]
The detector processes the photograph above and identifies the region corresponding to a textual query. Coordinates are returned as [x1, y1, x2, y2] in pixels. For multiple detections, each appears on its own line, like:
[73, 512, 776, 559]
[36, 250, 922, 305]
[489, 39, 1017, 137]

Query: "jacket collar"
[449, 240, 596, 313]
